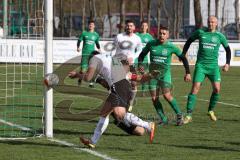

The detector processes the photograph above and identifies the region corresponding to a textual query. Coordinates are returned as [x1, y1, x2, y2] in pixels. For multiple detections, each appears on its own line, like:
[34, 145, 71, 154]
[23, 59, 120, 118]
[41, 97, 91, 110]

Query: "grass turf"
[0, 66, 240, 160]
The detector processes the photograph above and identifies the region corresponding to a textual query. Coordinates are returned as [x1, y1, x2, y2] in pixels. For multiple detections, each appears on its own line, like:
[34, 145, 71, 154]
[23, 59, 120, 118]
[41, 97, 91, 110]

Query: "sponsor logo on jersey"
[211, 36, 218, 43]
[162, 49, 168, 56]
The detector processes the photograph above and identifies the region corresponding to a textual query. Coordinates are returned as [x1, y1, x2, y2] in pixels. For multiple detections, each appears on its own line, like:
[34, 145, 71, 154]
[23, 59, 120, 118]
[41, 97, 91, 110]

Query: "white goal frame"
[44, 0, 53, 138]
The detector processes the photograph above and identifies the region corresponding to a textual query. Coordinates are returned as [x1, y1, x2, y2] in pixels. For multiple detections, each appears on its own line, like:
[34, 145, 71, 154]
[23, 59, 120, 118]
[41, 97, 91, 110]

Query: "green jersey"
[190, 27, 229, 66]
[141, 40, 182, 72]
[78, 31, 100, 55]
[136, 32, 154, 63]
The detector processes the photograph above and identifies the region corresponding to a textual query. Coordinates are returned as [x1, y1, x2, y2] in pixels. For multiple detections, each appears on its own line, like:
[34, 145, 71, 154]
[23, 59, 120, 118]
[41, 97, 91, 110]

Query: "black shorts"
[106, 79, 132, 108]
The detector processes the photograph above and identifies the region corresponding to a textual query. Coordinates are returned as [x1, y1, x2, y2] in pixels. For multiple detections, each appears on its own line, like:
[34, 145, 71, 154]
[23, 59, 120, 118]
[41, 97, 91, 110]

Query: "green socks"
[153, 100, 167, 121]
[167, 98, 181, 114]
[208, 92, 219, 111]
[186, 94, 197, 115]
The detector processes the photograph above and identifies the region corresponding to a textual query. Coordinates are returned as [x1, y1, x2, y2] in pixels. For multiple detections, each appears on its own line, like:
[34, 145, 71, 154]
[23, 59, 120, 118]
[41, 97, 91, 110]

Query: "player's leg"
[162, 91, 183, 126]
[80, 102, 112, 148]
[141, 63, 149, 96]
[128, 65, 137, 112]
[207, 69, 221, 121]
[112, 79, 155, 143]
[149, 79, 167, 124]
[184, 66, 205, 124]
[78, 55, 89, 85]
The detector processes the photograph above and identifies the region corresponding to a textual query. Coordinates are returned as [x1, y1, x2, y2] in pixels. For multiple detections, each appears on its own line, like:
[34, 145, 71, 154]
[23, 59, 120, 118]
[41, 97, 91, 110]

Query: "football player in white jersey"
[68, 51, 155, 148]
[113, 20, 143, 112]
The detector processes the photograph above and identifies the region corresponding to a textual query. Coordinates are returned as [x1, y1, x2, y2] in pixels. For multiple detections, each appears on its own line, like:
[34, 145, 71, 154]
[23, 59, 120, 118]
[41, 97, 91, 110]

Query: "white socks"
[129, 89, 137, 107]
[91, 116, 109, 144]
[123, 112, 151, 132]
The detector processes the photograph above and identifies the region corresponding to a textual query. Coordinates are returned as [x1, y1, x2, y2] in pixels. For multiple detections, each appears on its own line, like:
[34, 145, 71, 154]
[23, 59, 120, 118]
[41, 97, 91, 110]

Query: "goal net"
[0, 0, 46, 138]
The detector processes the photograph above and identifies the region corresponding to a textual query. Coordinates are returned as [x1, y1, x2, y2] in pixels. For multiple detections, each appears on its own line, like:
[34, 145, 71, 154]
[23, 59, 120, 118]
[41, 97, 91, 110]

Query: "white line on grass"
[183, 96, 240, 108]
[0, 137, 28, 140]
[0, 118, 118, 160]
[0, 119, 32, 131]
[49, 138, 118, 160]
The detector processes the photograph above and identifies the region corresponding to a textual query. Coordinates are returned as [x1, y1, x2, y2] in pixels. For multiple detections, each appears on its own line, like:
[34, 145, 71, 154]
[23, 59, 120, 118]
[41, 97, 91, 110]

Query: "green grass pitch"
[0, 65, 239, 160]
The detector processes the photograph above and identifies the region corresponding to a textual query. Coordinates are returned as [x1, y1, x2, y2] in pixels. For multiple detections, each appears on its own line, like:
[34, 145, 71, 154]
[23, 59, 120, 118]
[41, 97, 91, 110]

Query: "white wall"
[0, 39, 240, 66]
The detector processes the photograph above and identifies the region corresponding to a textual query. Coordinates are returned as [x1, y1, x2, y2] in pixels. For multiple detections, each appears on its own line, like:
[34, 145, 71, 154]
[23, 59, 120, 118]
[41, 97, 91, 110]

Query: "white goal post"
[44, 0, 53, 138]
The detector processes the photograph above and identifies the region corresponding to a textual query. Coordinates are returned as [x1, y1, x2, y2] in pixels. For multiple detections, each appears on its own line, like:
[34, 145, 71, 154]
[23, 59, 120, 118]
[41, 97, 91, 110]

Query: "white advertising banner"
[0, 39, 240, 66]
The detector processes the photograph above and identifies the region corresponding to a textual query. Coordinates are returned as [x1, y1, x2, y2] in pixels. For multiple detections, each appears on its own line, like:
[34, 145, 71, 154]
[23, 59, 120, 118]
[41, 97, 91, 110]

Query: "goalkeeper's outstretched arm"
[68, 67, 96, 82]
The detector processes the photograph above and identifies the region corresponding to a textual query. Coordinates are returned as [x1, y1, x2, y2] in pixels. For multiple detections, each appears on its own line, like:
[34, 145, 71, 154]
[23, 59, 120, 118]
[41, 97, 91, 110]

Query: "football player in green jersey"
[182, 16, 231, 124]
[77, 20, 100, 87]
[136, 21, 154, 96]
[138, 26, 191, 126]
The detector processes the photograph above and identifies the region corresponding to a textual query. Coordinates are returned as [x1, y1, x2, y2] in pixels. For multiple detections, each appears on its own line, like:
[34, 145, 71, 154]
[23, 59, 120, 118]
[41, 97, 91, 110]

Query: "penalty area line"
[0, 118, 118, 160]
[49, 138, 118, 160]
[182, 96, 240, 108]
[0, 119, 32, 131]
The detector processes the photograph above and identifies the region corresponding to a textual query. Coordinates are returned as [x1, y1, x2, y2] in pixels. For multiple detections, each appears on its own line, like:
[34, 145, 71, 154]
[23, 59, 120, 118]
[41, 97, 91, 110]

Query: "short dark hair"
[88, 20, 95, 25]
[125, 20, 135, 25]
[159, 25, 169, 31]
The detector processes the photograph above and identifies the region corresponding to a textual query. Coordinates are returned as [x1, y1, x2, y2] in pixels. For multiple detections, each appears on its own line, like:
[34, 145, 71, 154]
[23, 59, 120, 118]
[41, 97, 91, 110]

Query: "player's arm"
[138, 43, 150, 73]
[69, 54, 99, 81]
[95, 35, 101, 51]
[178, 54, 191, 82]
[77, 32, 84, 52]
[182, 29, 200, 56]
[221, 35, 231, 72]
[222, 46, 231, 72]
[68, 67, 96, 82]
[182, 37, 194, 56]
[127, 70, 159, 83]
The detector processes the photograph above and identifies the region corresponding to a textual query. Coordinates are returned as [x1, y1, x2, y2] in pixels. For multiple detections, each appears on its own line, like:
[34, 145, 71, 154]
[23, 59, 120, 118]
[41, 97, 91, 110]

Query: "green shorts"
[193, 64, 221, 83]
[80, 52, 91, 72]
[149, 71, 172, 91]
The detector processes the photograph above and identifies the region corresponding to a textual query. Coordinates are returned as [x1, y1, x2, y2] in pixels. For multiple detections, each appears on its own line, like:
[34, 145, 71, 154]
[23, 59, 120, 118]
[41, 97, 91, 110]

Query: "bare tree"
[220, 0, 226, 31]
[60, 0, 64, 36]
[120, 0, 126, 33]
[107, 0, 113, 37]
[93, 0, 96, 20]
[235, 0, 240, 39]
[69, 0, 73, 36]
[173, 0, 178, 38]
[194, 0, 203, 28]
[138, 0, 144, 23]
[162, 0, 170, 29]
[176, 0, 184, 39]
[82, 0, 86, 32]
[147, 0, 152, 29]
[89, 0, 94, 20]
[157, 0, 163, 38]
[208, 0, 211, 17]
[215, 0, 220, 19]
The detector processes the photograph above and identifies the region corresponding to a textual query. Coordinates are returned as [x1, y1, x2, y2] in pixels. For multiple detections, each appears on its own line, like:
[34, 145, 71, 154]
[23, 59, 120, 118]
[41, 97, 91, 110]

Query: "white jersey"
[113, 32, 142, 64]
[89, 53, 126, 87]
